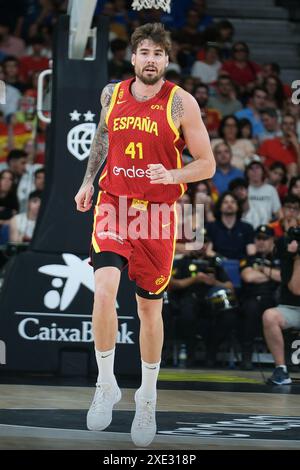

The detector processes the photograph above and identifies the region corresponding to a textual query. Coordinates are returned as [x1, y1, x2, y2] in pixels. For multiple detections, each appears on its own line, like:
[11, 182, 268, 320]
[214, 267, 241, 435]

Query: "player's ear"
[131, 53, 136, 66]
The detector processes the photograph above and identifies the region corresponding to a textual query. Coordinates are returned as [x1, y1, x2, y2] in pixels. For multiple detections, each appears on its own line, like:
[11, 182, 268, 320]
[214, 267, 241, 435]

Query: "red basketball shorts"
[91, 191, 177, 294]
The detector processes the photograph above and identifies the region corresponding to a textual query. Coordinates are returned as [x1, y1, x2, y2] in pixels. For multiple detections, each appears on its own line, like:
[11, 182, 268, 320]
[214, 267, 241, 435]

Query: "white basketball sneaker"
[87, 382, 121, 431]
[131, 389, 157, 447]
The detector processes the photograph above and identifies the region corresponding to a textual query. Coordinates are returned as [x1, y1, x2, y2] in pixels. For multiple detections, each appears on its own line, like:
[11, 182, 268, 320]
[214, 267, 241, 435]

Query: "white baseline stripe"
[15, 312, 133, 320]
[0, 424, 299, 448]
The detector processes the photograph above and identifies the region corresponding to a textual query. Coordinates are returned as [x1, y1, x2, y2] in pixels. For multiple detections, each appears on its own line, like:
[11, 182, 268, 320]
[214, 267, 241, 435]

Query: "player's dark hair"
[131, 23, 172, 55]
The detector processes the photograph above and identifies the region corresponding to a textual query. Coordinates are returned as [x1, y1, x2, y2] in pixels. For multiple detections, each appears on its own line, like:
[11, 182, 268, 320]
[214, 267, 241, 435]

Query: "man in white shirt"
[245, 156, 281, 227]
[191, 43, 221, 84]
[208, 75, 242, 117]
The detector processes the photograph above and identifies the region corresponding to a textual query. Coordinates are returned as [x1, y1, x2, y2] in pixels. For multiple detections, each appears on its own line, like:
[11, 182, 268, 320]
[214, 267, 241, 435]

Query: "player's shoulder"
[100, 82, 118, 107]
[101, 79, 132, 107]
[171, 85, 200, 125]
[173, 85, 199, 110]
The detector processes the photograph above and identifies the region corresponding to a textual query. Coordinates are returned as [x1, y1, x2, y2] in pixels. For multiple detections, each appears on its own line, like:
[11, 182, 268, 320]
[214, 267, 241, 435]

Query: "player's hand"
[148, 164, 175, 185]
[75, 183, 94, 212]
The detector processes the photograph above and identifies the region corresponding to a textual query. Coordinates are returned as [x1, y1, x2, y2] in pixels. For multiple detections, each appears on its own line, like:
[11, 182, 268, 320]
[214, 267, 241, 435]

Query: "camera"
[286, 226, 300, 254]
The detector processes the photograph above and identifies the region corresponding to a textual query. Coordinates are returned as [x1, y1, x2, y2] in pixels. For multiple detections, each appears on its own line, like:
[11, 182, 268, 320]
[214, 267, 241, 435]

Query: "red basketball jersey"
[99, 78, 187, 203]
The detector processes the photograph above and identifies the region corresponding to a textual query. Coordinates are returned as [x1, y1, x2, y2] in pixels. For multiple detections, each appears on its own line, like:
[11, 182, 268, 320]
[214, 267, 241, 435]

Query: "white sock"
[277, 364, 287, 373]
[139, 360, 160, 400]
[95, 347, 117, 386]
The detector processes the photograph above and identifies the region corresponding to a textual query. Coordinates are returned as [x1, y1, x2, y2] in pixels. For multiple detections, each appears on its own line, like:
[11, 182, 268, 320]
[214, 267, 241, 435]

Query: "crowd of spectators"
[0, 0, 299, 370]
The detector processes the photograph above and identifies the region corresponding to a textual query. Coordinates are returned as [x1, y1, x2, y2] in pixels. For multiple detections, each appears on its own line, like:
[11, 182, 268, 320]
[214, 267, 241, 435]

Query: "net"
[131, 0, 171, 13]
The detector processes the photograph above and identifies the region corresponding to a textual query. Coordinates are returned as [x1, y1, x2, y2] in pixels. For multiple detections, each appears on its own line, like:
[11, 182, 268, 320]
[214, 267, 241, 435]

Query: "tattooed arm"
[149, 89, 216, 185]
[75, 83, 115, 212]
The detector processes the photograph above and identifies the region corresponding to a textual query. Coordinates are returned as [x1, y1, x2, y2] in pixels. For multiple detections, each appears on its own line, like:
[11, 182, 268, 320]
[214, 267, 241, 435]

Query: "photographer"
[263, 226, 300, 384]
[240, 225, 281, 370]
[169, 232, 234, 367]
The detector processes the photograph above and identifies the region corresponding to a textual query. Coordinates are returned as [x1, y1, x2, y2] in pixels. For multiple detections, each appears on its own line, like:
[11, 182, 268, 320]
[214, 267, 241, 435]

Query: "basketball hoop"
[131, 0, 171, 13]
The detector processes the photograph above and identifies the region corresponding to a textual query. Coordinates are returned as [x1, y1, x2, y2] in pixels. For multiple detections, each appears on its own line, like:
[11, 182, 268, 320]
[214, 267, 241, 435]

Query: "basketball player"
[75, 23, 215, 447]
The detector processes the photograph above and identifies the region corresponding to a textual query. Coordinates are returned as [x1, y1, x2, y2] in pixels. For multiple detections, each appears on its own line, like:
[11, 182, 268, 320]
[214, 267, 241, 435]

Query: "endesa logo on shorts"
[113, 165, 151, 178]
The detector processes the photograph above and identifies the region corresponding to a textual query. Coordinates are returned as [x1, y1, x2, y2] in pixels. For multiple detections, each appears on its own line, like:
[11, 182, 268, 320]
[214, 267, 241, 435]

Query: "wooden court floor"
[1, 369, 300, 450]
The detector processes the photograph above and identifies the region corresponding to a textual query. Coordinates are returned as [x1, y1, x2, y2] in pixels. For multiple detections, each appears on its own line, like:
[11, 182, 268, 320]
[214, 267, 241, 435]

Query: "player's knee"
[94, 284, 116, 311]
[138, 307, 162, 333]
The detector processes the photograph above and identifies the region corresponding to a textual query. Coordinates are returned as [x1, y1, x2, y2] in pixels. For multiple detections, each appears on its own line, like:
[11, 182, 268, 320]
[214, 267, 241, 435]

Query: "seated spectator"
[211, 115, 255, 170]
[181, 76, 196, 95]
[221, 42, 261, 96]
[239, 117, 257, 146]
[258, 114, 300, 177]
[267, 161, 288, 201]
[9, 189, 41, 243]
[191, 0, 214, 32]
[212, 142, 244, 195]
[165, 69, 181, 85]
[108, 38, 132, 80]
[0, 169, 19, 226]
[269, 195, 300, 238]
[4, 149, 27, 185]
[240, 225, 281, 370]
[167, 37, 181, 74]
[34, 168, 45, 192]
[19, 35, 49, 84]
[260, 62, 291, 99]
[229, 177, 262, 229]
[288, 176, 300, 201]
[208, 75, 242, 118]
[177, 8, 204, 56]
[0, 63, 21, 121]
[202, 20, 235, 61]
[191, 43, 221, 84]
[245, 155, 281, 227]
[284, 100, 300, 140]
[2, 55, 27, 93]
[206, 191, 255, 260]
[193, 83, 221, 138]
[175, 192, 193, 256]
[235, 87, 267, 139]
[263, 233, 300, 385]
[169, 231, 233, 367]
[263, 75, 285, 111]
[259, 108, 282, 142]
[192, 180, 215, 223]
[0, 22, 26, 57]
[17, 160, 44, 212]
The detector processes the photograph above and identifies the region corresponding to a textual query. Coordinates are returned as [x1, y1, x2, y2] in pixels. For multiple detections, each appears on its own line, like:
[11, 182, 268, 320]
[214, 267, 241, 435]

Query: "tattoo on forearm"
[171, 92, 184, 124]
[82, 84, 115, 186]
[82, 122, 108, 186]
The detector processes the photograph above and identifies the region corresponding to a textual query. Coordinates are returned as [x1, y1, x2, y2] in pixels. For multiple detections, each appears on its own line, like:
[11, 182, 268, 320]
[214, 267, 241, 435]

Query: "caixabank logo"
[16, 253, 134, 345]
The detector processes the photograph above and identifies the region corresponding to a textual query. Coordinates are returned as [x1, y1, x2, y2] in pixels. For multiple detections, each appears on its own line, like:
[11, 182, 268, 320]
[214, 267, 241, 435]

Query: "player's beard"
[135, 66, 165, 85]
